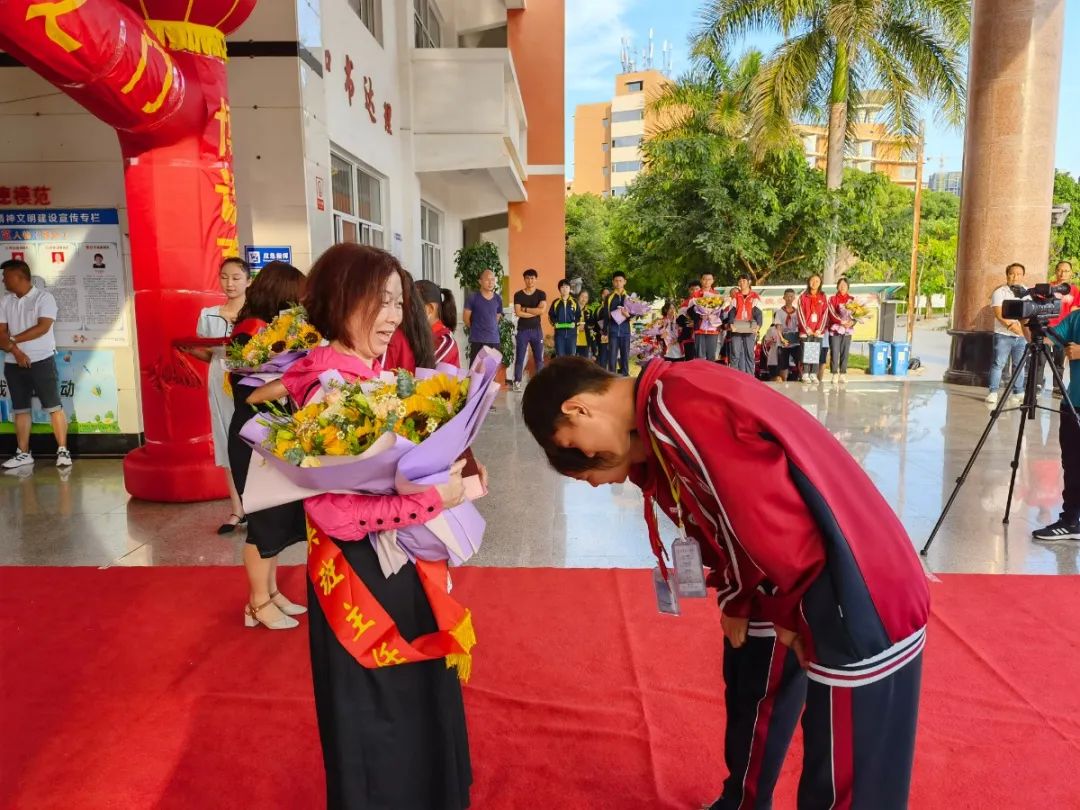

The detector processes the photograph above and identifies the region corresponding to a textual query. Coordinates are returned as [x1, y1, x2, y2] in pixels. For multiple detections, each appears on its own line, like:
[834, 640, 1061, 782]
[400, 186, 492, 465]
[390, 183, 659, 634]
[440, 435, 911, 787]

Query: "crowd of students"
[547, 270, 865, 385]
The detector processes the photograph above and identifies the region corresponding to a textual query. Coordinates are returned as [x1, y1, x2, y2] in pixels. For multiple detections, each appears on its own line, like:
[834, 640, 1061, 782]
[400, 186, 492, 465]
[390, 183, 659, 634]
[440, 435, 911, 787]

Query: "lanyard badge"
[649, 435, 708, 602]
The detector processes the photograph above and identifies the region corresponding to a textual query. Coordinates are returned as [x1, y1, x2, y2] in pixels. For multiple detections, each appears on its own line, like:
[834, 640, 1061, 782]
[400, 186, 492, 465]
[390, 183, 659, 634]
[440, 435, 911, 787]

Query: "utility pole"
[906, 122, 926, 346]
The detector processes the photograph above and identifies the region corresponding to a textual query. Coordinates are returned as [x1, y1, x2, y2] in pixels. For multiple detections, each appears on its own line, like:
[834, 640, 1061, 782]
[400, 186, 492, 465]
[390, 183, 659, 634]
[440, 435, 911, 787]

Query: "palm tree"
[648, 39, 764, 145]
[698, 0, 969, 281]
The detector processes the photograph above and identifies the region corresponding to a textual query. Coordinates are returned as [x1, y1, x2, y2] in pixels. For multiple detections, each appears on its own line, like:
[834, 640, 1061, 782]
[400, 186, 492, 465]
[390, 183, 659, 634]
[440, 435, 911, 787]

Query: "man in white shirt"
[987, 262, 1030, 406]
[0, 259, 70, 469]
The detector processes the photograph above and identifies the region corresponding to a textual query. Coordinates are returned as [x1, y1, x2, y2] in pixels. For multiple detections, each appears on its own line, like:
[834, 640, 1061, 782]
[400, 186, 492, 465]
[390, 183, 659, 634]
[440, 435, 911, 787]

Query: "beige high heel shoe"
[244, 597, 299, 630]
[270, 590, 307, 616]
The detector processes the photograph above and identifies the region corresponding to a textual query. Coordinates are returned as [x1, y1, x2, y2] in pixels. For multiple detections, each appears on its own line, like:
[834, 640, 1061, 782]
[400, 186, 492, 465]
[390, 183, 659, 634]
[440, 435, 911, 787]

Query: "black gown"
[226, 333, 306, 558]
[308, 537, 473, 809]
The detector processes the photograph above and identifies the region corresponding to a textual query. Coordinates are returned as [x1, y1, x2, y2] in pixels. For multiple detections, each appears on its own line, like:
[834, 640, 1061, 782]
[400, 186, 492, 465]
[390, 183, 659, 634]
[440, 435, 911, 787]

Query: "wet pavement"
[2, 374, 1075, 576]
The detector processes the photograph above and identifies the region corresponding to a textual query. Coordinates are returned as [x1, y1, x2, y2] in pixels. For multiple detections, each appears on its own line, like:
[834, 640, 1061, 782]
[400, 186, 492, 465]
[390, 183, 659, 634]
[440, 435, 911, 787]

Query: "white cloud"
[565, 0, 637, 98]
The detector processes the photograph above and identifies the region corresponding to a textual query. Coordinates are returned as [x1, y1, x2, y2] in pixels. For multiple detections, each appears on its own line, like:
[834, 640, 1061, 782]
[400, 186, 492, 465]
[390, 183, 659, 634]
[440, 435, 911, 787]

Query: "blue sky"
[565, 0, 1080, 182]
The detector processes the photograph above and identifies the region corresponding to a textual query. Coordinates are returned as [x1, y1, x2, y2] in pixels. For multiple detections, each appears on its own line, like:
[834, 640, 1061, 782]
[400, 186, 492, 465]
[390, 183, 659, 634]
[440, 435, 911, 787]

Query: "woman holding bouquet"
[281, 244, 473, 810]
[798, 273, 829, 385]
[827, 277, 858, 385]
[226, 262, 310, 630]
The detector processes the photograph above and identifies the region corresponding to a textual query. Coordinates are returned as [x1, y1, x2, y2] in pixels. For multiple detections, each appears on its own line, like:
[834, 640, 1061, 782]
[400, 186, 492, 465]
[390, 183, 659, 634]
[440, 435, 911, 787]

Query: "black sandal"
[216, 513, 247, 535]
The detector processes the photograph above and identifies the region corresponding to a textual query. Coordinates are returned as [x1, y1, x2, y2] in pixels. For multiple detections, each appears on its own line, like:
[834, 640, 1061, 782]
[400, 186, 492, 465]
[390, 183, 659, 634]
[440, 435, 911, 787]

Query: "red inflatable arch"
[0, 0, 257, 501]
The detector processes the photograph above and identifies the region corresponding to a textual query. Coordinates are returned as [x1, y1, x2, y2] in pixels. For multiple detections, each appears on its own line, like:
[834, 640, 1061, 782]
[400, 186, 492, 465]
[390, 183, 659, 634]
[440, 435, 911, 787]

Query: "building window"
[414, 0, 441, 48]
[626, 81, 643, 92]
[601, 143, 610, 152]
[611, 109, 644, 123]
[601, 118, 609, 127]
[348, 0, 382, 44]
[901, 147, 917, 162]
[602, 167, 609, 177]
[612, 161, 642, 173]
[420, 202, 442, 282]
[612, 186, 629, 197]
[802, 134, 817, 154]
[857, 140, 874, 158]
[898, 165, 917, 181]
[332, 152, 385, 248]
[612, 135, 642, 149]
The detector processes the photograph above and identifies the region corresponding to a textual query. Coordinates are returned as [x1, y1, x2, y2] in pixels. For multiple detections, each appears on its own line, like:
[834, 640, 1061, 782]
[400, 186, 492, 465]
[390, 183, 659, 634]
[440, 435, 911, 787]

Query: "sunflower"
[319, 424, 350, 455]
[415, 374, 468, 411]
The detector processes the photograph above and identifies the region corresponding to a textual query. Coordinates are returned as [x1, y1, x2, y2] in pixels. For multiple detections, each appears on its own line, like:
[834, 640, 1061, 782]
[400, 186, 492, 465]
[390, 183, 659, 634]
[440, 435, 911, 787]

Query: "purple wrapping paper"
[227, 350, 309, 388]
[241, 348, 502, 566]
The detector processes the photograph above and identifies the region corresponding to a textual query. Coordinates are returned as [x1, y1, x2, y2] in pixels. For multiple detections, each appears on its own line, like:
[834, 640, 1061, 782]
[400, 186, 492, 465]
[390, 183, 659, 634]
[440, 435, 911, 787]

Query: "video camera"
[1001, 283, 1071, 323]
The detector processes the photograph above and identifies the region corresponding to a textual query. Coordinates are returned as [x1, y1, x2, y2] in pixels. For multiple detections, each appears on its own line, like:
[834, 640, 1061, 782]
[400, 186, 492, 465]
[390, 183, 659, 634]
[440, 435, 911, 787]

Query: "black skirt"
[227, 375, 306, 558]
[309, 537, 472, 810]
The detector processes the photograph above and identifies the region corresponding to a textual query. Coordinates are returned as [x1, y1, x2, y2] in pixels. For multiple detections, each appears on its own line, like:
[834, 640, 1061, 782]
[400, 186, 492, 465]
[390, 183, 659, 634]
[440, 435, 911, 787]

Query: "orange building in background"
[571, 69, 669, 198]
[797, 99, 921, 190]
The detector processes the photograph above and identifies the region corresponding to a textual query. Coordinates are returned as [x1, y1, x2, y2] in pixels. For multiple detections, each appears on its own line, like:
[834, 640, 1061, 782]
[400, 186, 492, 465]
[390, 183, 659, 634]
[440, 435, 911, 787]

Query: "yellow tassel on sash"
[147, 20, 228, 61]
[445, 609, 476, 683]
[222, 372, 232, 398]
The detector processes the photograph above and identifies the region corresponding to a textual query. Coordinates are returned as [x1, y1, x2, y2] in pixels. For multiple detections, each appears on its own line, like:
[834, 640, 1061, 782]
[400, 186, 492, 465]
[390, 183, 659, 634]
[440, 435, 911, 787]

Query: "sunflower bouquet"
[694, 295, 726, 330]
[241, 348, 503, 577]
[266, 369, 471, 467]
[844, 300, 871, 322]
[226, 305, 322, 375]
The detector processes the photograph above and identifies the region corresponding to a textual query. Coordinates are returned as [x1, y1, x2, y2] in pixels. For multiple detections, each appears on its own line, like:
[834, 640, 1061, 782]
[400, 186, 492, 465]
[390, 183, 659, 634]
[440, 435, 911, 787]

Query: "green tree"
[609, 136, 831, 297]
[699, 0, 969, 281]
[1052, 171, 1080, 267]
[649, 40, 763, 145]
[565, 193, 615, 293]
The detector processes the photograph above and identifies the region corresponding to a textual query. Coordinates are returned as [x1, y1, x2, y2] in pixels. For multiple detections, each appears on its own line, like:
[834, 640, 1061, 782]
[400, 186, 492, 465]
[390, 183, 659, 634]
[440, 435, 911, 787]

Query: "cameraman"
[1046, 260, 1079, 395]
[987, 263, 1030, 406]
[1032, 304, 1080, 542]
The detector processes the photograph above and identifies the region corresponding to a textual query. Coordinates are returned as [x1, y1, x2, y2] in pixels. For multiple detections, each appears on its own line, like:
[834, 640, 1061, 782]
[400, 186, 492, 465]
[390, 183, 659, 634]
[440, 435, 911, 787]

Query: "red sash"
[306, 519, 476, 682]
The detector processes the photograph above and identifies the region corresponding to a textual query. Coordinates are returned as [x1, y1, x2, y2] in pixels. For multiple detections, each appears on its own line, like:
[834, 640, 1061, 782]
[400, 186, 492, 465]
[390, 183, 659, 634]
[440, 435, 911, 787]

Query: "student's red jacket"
[630, 359, 929, 675]
[432, 320, 461, 368]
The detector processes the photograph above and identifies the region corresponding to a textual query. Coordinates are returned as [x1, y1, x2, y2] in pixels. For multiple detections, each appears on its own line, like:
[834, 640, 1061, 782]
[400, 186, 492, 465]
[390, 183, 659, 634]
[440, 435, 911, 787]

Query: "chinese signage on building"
[245, 245, 293, 270]
[0, 350, 119, 433]
[0, 208, 128, 347]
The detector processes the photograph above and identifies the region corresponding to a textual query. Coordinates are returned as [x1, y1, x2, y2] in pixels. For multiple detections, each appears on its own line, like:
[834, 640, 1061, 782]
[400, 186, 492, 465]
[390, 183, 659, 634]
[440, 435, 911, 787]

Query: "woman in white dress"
[183, 257, 251, 533]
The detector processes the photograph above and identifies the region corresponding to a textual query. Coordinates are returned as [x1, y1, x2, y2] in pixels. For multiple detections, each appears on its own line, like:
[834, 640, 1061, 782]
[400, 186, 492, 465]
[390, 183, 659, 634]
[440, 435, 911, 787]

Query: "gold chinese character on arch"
[26, 0, 87, 53]
[215, 168, 237, 226]
[306, 523, 320, 553]
[317, 558, 345, 596]
[213, 98, 233, 159]
[342, 602, 376, 641]
[372, 642, 407, 667]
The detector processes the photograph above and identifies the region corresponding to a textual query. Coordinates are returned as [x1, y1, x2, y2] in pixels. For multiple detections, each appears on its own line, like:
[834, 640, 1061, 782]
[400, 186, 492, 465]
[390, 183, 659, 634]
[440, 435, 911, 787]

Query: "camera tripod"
[921, 326, 1080, 556]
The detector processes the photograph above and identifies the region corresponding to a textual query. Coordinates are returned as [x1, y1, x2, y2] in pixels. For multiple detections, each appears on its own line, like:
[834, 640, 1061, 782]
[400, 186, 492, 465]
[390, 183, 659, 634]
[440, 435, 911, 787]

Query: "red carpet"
[2, 567, 1080, 809]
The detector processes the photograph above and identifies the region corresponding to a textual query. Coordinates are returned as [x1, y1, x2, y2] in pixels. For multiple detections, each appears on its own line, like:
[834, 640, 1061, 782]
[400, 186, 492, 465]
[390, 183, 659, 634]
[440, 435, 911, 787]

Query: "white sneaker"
[2, 451, 33, 470]
[839, 374, 848, 384]
[1009, 393, 1024, 406]
[985, 391, 999, 405]
[801, 374, 812, 384]
[56, 447, 72, 467]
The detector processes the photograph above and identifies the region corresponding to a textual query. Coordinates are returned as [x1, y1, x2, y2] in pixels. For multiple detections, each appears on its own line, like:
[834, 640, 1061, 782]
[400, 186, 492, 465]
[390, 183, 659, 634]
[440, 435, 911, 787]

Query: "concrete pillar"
[945, 0, 1066, 386]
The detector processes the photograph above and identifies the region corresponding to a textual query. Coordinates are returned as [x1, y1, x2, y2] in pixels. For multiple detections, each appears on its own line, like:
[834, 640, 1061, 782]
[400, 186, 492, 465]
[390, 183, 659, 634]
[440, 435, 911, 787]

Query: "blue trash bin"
[868, 341, 891, 375]
[891, 342, 911, 377]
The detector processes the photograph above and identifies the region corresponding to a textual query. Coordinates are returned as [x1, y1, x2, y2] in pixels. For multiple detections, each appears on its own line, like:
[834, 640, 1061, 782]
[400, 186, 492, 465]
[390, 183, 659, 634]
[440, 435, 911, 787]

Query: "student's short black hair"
[738, 273, 751, 283]
[558, 278, 571, 289]
[611, 271, 626, 281]
[783, 288, 796, 295]
[522, 357, 618, 473]
[523, 268, 539, 279]
[0, 259, 30, 280]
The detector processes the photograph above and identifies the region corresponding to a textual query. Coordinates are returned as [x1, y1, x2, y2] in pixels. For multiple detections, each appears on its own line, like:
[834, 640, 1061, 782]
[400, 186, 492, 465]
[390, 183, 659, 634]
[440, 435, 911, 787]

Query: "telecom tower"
[620, 29, 674, 75]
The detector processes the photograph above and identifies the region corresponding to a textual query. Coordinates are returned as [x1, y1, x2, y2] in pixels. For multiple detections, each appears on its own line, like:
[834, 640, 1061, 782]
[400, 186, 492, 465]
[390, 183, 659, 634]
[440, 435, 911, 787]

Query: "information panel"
[0, 208, 128, 347]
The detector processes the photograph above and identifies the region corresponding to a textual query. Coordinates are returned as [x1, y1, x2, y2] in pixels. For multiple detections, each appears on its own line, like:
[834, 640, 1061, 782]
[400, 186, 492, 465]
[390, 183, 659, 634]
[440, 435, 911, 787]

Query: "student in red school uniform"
[415, 279, 461, 367]
[798, 273, 830, 384]
[826, 277, 857, 385]
[521, 356, 929, 810]
[381, 272, 435, 373]
[1046, 260, 1080, 394]
[726, 274, 762, 375]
